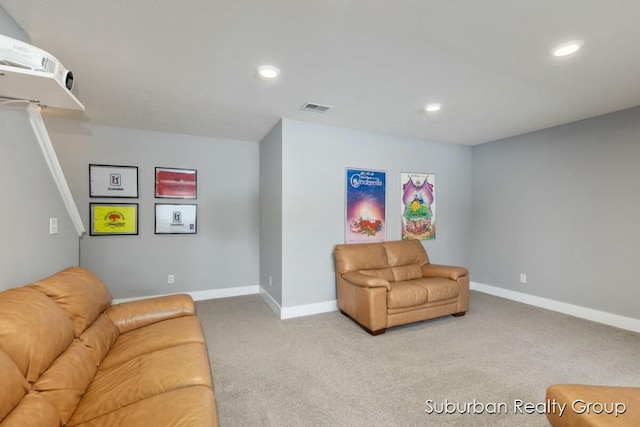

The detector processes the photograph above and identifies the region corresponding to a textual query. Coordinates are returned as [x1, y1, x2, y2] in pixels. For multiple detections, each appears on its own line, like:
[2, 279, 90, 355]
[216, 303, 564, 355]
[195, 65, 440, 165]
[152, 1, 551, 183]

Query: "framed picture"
[89, 164, 138, 198]
[155, 167, 197, 199]
[90, 203, 138, 236]
[345, 168, 386, 243]
[155, 204, 197, 234]
[401, 172, 436, 240]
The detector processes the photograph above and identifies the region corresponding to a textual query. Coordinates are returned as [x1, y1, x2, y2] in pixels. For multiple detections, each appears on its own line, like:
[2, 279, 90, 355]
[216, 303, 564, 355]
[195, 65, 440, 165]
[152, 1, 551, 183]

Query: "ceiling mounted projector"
[0, 34, 84, 110]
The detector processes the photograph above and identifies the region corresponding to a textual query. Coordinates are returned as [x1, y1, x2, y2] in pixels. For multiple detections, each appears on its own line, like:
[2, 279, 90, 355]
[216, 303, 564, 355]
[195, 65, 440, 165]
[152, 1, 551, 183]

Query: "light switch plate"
[49, 218, 58, 234]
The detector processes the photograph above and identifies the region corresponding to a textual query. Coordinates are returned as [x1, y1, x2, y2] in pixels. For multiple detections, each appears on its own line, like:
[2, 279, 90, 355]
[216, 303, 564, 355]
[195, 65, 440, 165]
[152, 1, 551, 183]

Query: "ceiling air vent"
[301, 102, 332, 113]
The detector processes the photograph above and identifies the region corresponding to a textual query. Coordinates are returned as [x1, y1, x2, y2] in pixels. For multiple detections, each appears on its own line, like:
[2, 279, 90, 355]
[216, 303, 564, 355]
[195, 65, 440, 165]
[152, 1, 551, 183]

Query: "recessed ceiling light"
[424, 103, 442, 112]
[549, 40, 584, 57]
[256, 65, 281, 79]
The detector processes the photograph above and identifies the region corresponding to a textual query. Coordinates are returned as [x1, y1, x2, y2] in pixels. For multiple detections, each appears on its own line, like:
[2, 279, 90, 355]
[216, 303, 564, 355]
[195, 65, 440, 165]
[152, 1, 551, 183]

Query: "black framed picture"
[155, 204, 197, 234]
[89, 203, 139, 236]
[155, 167, 197, 199]
[89, 164, 138, 198]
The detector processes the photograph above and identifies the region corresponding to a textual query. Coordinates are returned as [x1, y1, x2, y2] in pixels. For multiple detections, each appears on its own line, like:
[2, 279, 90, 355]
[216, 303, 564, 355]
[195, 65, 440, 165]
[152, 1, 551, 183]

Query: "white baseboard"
[113, 285, 260, 305]
[259, 287, 281, 316]
[188, 285, 260, 301]
[470, 282, 640, 334]
[113, 285, 337, 320]
[259, 287, 338, 320]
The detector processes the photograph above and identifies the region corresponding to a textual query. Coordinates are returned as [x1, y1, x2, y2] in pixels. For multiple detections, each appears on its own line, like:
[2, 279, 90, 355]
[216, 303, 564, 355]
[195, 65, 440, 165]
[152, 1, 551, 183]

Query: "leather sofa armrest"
[106, 294, 195, 334]
[421, 264, 468, 280]
[341, 272, 390, 291]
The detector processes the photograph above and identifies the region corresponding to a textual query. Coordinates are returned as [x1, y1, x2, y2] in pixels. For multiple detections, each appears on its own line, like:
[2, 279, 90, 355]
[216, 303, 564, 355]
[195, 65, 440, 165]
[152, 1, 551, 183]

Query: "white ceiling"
[1, 0, 639, 146]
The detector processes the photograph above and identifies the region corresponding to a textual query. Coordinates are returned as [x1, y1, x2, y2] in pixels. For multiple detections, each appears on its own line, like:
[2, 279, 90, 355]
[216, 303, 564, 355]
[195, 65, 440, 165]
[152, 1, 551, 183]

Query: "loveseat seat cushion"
[416, 278, 461, 302]
[387, 278, 460, 309]
[0, 287, 75, 383]
[30, 267, 113, 337]
[387, 282, 429, 308]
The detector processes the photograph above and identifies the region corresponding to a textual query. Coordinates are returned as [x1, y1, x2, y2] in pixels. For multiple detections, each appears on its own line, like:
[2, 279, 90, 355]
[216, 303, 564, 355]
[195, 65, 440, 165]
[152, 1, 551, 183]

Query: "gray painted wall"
[280, 119, 472, 307]
[0, 107, 79, 290]
[471, 106, 640, 319]
[0, 6, 29, 42]
[259, 120, 283, 305]
[46, 118, 259, 299]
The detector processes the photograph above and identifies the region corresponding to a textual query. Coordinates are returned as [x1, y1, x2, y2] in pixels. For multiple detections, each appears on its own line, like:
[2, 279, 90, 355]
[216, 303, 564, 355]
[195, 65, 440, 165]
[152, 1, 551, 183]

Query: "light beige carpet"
[195, 291, 640, 426]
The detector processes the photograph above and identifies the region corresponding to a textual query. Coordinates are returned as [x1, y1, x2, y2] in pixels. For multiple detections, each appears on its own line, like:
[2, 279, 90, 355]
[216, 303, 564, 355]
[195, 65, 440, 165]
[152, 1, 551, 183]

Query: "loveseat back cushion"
[391, 264, 423, 281]
[30, 267, 113, 337]
[0, 287, 75, 383]
[0, 350, 30, 422]
[384, 240, 429, 267]
[334, 242, 388, 273]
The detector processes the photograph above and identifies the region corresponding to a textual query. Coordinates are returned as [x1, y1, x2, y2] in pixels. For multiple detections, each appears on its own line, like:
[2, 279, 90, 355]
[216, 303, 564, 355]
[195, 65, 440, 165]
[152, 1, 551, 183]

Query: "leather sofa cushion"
[415, 278, 460, 302]
[69, 386, 218, 427]
[78, 314, 119, 366]
[33, 341, 98, 424]
[384, 240, 429, 267]
[67, 342, 212, 426]
[546, 384, 640, 426]
[31, 267, 113, 337]
[100, 316, 205, 370]
[334, 242, 388, 272]
[0, 287, 74, 383]
[359, 267, 394, 282]
[1, 392, 61, 427]
[106, 294, 195, 334]
[0, 350, 30, 421]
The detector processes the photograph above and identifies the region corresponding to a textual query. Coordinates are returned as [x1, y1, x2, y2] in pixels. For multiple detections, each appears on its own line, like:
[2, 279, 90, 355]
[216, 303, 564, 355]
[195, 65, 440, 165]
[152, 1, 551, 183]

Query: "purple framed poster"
[345, 168, 386, 243]
[401, 172, 435, 240]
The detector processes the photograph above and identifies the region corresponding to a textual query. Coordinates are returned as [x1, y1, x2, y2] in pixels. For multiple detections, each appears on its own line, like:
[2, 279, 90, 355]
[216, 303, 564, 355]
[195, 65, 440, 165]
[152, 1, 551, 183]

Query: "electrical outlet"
[168, 274, 175, 284]
[520, 273, 527, 284]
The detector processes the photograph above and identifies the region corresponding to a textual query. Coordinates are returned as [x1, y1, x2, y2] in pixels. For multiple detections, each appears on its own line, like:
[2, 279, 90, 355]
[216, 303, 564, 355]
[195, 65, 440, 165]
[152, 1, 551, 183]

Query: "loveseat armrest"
[421, 264, 468, 281]
[341, 272, 391, 291]
[106, 294, 195, 334]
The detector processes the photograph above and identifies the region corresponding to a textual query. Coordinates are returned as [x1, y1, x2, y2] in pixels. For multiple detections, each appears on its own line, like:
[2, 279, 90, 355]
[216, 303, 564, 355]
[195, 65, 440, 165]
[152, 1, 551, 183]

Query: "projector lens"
[65, 71, 74, 90]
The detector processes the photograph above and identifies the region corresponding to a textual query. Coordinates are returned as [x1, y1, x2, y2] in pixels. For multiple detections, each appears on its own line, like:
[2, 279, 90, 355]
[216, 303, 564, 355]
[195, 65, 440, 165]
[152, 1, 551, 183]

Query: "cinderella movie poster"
[345, 168, 386, 243]
[401, 172, 436, 240]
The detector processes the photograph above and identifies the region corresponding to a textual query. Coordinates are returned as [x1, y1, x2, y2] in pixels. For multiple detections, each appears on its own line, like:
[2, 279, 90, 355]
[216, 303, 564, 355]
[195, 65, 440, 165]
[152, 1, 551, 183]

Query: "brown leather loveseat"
[0, 267, 218, 427]
[334, 239, 469, 335]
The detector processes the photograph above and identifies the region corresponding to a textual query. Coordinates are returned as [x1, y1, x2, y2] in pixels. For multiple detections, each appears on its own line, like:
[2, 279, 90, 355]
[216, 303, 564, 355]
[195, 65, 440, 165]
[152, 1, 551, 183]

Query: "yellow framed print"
[90, 203, 139, 236]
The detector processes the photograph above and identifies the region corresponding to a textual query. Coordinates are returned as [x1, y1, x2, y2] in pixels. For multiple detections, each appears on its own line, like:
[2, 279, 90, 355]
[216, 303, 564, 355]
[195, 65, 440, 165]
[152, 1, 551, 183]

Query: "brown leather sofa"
[546, 384, 640, 426]
[0, 267, 218, 427]
[334, 239, 469, 335]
